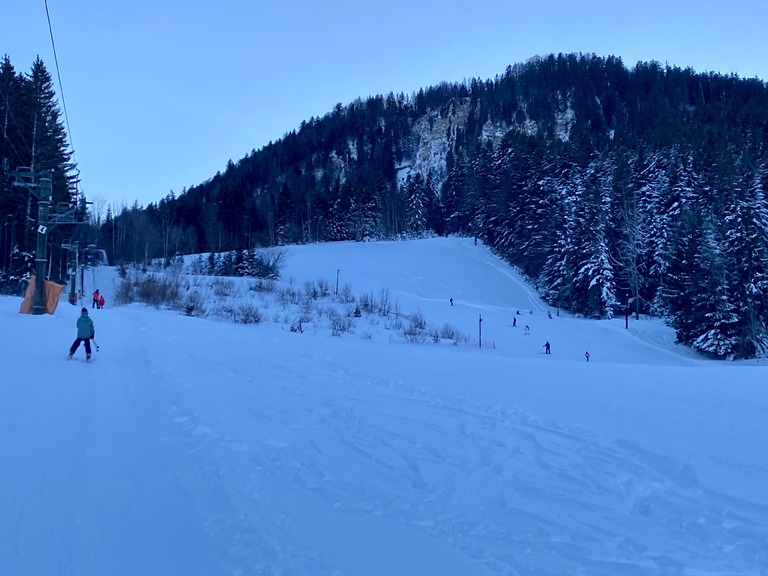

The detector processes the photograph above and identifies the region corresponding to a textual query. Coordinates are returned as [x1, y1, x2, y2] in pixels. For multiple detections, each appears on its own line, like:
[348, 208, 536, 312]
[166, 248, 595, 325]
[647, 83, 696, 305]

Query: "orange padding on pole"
[19, 275, 66, 315]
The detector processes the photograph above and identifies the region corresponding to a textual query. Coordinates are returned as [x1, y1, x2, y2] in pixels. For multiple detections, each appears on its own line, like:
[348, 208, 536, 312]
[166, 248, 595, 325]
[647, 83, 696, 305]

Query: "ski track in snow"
[145, 315, 767, 576]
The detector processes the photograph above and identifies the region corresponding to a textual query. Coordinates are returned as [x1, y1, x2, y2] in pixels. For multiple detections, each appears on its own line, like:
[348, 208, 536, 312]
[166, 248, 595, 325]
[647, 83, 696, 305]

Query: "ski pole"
[92, 338, 100, 352]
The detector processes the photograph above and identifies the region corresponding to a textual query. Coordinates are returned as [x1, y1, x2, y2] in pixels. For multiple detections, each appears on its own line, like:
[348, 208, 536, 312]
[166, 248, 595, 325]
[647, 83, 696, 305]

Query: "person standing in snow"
[98, 294, 105, 309]
[543, 341, 551, 354]
[69, 307, 95, 361]
[585, 351, 590, 362]
[92, 289, 100, 309]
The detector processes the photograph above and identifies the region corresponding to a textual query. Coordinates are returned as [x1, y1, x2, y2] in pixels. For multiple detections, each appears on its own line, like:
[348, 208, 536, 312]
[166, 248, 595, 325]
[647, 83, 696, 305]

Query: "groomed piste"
[1, 237, 766, 575]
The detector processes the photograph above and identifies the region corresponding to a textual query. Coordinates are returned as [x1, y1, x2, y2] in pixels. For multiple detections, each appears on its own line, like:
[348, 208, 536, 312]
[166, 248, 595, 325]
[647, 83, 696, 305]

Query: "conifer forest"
[3, 53, 768, 358]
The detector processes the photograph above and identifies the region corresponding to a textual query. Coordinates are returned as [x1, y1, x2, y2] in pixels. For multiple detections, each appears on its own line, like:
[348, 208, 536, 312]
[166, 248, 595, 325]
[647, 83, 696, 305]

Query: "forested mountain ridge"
[112, 53, 768, 358]
[5, 51, 768, 358]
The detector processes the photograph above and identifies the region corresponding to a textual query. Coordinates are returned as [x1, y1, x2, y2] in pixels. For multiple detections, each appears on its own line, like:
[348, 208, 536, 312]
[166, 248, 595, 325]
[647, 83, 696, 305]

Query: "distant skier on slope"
[543, 341, 551, 354]
[92, 289, 100, 309]
[68, 307, 95, 362]
[98, 294, 105, 309]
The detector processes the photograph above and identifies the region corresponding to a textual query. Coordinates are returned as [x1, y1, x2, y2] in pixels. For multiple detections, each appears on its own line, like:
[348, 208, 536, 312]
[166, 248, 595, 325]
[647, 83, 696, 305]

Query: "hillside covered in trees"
[5, 52, 768, 359]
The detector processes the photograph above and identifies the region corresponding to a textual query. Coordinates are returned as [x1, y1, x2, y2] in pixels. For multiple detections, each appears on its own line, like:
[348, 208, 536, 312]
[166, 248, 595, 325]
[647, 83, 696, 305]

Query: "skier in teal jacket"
[69, 307, 95, 361]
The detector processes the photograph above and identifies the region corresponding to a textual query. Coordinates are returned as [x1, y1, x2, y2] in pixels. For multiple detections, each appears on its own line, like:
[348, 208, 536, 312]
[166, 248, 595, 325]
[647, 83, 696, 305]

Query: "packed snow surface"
[1, 237, 766, 575]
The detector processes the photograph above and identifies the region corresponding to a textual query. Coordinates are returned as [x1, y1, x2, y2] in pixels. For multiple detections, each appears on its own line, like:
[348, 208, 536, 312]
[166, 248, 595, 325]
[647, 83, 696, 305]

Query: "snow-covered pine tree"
[722, 161, 768, 358]
[234, 249, 247, 277]
[441, 151, 470, 234]
[462, 142, 496, 241]
[328, 182, 352, 241]
[647, 150, 697, 315]
[572, 155, 618, 318]
[666, 200, 739, 357]
[634, 150, 670, 314]
[610, 148, 645, 319]
[404, 173, 427, 233]
[349, 181, 379, 241]
[541, 164, 583, 312]
[490, 136, 552, 277]
[689, 216, 739, 358]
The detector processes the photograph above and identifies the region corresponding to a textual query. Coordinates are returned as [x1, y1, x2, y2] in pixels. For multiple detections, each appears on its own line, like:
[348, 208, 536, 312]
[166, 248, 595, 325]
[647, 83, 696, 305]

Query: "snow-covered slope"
[1, 238, 766, 576]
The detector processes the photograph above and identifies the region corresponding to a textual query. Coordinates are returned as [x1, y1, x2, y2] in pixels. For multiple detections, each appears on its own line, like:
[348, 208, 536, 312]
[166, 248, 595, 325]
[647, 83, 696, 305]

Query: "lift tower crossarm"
[11, 168, 52, 315]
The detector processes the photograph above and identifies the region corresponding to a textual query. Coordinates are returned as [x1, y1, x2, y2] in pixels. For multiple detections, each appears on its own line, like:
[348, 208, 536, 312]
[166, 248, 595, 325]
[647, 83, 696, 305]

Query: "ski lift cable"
[43, 0, 78, 176]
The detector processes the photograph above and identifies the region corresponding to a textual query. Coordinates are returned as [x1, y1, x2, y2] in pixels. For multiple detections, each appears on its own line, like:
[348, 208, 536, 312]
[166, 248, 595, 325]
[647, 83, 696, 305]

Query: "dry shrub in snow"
[249, 279, 276, 293]
[235, 303, 262, 324]
[212, 277, 234, 298]
[184, 290, 206, 317]
[338, 283, 355, 304]
[329, 309, 354, 336]
[316, 278, 330, 297]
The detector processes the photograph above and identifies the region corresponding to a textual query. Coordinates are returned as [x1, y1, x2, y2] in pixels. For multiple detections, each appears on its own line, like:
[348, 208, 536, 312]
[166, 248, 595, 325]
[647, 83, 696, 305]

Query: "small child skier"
[69, 307, 95, 362]
[98, 294, 105, 309]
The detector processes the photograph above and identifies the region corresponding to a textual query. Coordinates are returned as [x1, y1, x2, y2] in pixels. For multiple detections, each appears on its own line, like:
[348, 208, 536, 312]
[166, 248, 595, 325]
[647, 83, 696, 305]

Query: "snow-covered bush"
[234, 303, 262, 325]
[377, 288, 392, 316]
[249, 279, 276, 293]
[137, 276, 181, 308]
[329, 309, 354, 336]
[402, 309, 427, 343]
[338, 283, 355, 304]
[183, 290, 206, 317]
[358, 291, 375, 314]
[114, 278, 135, 304]
[316, 278, 330, 297]
[212, 277, 234, 298]
[277, 286, 300, 306]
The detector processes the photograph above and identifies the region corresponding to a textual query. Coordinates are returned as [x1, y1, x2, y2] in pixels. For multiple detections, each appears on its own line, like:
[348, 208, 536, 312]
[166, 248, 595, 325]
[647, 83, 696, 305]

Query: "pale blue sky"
[5, 0, 768, 210]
